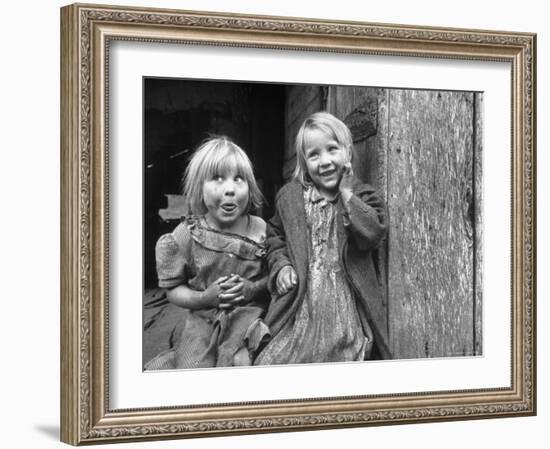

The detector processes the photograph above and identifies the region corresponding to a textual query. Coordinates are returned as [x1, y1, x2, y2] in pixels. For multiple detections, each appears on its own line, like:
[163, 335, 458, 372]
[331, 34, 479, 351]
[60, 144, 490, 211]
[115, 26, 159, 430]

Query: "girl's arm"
[219, 275, 269, 308]
[346, 190, 387, 248]
[243, 276, 268, 301]
[165, 284, 215, 310]
[157, 226, 229, 310]
[167, 275, 241, 310]
[339, 166, 388, 250]
[341, 186, 388, 251]
[266, 201, 293, 293]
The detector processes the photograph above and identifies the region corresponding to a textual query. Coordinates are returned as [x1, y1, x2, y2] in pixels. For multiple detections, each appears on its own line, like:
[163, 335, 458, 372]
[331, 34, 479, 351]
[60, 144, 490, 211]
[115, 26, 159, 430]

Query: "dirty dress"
[255, 187, 368, 365]
[145, 216, 269, 370]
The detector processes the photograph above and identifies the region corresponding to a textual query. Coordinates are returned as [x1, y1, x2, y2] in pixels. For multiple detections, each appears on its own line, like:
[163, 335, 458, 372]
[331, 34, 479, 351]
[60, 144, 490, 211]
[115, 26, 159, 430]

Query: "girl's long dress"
[145, 216, 269, 370]
[255, 187, 368, 365]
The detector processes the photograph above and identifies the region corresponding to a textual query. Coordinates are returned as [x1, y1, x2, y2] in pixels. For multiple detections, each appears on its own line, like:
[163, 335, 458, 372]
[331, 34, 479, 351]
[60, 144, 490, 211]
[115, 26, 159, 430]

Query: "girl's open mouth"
[221, 204, 237, 212]
[319, 169, 336, 178]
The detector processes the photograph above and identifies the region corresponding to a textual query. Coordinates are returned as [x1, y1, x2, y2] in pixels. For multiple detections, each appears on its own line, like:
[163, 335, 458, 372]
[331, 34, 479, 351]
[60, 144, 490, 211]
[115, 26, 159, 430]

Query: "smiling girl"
[255, 112, 391, 365]
[145, 137, 270, 370]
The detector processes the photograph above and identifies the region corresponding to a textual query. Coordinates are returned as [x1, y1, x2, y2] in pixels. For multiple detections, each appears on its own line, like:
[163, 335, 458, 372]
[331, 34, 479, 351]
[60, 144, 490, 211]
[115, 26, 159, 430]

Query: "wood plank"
[387, 89, 476, 359]
[331, 86, 390, 337]
[373, 89, 390, 200]
[331, 86, 383, 188]
[370, 89, 390, 338]
[474, 92, 484, 356]
[284, 85, 323, 181]
[333, 86, 355, 119]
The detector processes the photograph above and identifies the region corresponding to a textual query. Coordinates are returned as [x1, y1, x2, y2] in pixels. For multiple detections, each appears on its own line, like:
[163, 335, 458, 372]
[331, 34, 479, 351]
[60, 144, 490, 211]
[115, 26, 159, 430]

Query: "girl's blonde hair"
[182, 136, 263, 215]
[293, 111, 354, 186]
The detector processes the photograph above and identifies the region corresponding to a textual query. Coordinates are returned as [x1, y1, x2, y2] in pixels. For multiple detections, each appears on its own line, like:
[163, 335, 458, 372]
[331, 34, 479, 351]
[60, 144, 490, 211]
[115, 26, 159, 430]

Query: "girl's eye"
[213, 175, 223, 182]
[329, 146, 339, 152]
[306, 152, 319, 160]
[235, 175, 244, 182]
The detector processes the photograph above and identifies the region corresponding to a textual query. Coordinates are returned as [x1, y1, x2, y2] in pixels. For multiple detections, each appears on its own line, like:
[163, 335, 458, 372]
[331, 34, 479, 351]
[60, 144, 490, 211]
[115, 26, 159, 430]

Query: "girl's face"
[303, 128, 349, 197]
[203, 163, 249, 229]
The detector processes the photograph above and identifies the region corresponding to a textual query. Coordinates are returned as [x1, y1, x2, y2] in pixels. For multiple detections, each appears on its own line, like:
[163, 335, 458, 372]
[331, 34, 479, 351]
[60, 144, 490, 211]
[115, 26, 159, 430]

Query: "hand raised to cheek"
[339, 162, 354, 203]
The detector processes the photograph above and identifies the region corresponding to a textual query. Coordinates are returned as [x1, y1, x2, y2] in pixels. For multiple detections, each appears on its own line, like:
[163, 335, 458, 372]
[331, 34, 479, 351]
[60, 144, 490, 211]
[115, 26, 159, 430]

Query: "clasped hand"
[202, 274, 251, 309]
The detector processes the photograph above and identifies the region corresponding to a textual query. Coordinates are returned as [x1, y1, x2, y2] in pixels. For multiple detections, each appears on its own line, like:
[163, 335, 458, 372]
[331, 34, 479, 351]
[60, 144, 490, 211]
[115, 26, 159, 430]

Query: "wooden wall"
[286, 85, 482, 360]
[384, 90, 481, 359]
[283, 85, 325, 180]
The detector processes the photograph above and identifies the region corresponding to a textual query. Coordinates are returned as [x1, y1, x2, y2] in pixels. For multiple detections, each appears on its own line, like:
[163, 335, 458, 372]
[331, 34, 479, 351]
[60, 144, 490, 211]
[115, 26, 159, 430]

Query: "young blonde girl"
[255, 112, 391, 365]
[146, 137, 270, 370]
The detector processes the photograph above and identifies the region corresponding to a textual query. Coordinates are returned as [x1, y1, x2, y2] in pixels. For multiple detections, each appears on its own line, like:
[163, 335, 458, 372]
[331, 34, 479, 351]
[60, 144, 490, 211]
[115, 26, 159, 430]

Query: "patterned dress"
[255, 187, 368, 365]
[145, 216, 269, 370]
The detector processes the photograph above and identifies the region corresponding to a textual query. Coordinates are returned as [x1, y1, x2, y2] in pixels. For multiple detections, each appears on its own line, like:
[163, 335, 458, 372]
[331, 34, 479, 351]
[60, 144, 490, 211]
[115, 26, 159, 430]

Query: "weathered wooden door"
[390, 90, 483, 358]
[329, 86, 482, 359]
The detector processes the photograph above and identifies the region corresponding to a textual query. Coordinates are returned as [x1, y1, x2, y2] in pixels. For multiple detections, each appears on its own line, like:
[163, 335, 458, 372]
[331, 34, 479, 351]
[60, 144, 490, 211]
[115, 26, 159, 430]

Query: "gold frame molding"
[60, 3, 536, 445]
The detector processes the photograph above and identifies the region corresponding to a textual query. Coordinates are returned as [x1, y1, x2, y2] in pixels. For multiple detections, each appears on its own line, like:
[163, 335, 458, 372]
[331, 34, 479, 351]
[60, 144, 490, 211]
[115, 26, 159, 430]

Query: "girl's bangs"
[313, 123, 339, 142]
[206, 149, 249, 179]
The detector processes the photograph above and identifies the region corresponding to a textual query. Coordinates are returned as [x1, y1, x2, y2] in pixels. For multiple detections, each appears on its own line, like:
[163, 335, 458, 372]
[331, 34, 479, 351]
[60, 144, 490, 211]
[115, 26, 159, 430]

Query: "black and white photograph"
[52, 1, 538, 446]
[142, 78, 483, 370]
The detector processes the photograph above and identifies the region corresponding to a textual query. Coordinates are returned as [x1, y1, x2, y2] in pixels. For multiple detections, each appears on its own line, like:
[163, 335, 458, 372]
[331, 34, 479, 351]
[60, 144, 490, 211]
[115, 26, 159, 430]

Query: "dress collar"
[307, 185, 340, 204]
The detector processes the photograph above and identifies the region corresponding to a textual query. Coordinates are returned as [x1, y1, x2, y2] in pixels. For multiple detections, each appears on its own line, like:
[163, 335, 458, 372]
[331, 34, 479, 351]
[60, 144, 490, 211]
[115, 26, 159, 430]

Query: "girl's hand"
[217, 274, 246, 309]
[200, 275, 232, 308]
[339, 162, 354, 203]
[276, 265, 297, 296]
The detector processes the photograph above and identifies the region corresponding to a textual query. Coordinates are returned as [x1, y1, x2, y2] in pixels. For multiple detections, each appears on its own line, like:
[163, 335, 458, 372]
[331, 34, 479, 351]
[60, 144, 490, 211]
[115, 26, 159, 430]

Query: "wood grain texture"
[283, 85, 324, 180]
[387, 90, 476, 359]
[330, 87, 383, 188]
[474, 92, 483, 356]
[330, 86, 390, 337]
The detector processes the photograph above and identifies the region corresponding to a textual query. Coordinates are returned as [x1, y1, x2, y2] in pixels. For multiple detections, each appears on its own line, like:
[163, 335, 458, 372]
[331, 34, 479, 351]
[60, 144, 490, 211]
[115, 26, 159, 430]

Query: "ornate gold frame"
[60, 3, 536, 445]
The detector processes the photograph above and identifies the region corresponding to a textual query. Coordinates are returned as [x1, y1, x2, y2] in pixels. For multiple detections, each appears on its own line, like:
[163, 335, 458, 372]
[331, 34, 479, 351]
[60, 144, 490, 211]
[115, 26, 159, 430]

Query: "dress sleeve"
[155, 233, 188, 288]
[266, 200, 292, 293]
[344, 185, 388, 251]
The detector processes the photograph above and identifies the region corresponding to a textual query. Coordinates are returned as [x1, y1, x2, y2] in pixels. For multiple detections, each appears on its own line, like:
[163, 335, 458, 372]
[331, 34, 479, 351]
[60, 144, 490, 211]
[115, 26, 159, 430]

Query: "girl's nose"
[223, 180, 235, 195]
[319, 152, 331, 167]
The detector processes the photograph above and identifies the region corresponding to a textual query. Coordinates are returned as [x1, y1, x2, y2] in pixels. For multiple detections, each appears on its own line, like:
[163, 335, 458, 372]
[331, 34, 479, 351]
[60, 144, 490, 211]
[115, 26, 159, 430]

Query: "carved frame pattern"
[60, 3, 536, 445]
